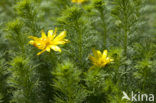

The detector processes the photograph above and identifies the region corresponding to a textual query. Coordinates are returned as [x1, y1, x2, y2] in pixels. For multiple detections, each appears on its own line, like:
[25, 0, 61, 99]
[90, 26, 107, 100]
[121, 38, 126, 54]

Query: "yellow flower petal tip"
[110, 59, 114, 62]
[29, 40, 34, 44]
[28, 28, 69, 55]
[89, 49, 113, 68]
[72, 0, 86, 4]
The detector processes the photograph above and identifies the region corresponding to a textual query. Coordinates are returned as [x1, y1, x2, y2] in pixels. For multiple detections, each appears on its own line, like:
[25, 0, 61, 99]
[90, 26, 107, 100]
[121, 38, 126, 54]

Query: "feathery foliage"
[0, 0, 155, 103]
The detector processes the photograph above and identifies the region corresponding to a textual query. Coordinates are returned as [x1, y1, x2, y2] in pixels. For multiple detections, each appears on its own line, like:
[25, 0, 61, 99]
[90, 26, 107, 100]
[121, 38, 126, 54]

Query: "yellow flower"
[72, 0, 86, 4]
[29, 28, 69, 55]
[89, 48, 113, 68]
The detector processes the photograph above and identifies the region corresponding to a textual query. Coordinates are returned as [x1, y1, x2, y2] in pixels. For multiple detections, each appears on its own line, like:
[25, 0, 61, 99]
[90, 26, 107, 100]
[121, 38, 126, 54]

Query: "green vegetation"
[0, 0, 155, 103]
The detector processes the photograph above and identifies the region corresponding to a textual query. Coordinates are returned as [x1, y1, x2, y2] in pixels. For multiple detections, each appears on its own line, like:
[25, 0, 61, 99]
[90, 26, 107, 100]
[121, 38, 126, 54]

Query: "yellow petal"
[72, 0, 85, 3]
[41, 30, 47, 38]
[29, 40, 40, 48]
[64, 39, 69, 42]
[96, 50, 102, 58]
[28, 36, 40, 41]
[72, 0, 75, 2]
[53, 41, 65, 45]
[101, 63, 107, 67]
[51, 45, 61, 52]
[54, 31, 67, 41]
[37, 49, 46, 55]
[110, 59, 114, 62]
[72, 0, 76, 3]
[29, 40, 35, 45]
[92, 48, 98, 58]
[106, 57, 111, 63]
[52, 28, 57, 38]
[89, 55, 96, 63]
[53, 39, 69, 45]
[54, 28, 57, 34]
[48, 30, 53, 38]
[102, 50, 107, 59]
[46, 47, 51, 52]
[92, 48, 102, 59]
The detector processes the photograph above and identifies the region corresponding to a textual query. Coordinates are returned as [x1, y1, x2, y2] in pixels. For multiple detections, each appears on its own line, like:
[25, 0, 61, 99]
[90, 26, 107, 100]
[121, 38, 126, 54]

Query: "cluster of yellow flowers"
[28, 0, 113, 69]
[29, 28, 113, 68]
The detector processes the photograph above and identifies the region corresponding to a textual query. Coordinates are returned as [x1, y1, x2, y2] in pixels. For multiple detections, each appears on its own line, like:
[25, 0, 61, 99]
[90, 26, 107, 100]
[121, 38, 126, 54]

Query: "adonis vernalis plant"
[29, 28, 69, 55]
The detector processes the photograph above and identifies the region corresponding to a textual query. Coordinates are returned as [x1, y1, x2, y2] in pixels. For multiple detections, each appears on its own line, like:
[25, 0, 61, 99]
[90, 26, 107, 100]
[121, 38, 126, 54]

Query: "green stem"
[122, 3, 129, 90]
[143, 68, 148, 91]
[100, 9, 107, 48]
[75, 21, 82, 66]
[79, 30, 82, 64]
[14, 30, 25, 54]
[123, 0, 128, 57]
[124, 29, 128, 56]
[103, 24, 107, 49]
